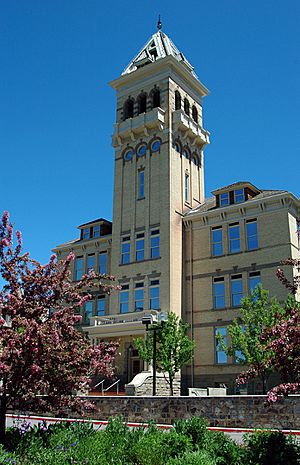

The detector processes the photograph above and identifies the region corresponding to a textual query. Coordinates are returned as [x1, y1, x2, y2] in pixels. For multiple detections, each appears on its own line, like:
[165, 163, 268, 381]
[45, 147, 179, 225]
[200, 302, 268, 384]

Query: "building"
[53, 23, 300, 393]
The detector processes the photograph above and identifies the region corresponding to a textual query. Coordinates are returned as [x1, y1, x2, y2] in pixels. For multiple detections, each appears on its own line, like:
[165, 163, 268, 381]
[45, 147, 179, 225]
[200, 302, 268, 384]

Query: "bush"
[167, 449, 216, 465]
[208, 431, 245, 465]
[244, 430, 299, 465]
[173, 417, 209, 449]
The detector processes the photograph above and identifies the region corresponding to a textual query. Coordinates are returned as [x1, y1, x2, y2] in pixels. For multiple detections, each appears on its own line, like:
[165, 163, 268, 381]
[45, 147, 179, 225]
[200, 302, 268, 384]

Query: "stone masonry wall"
[125, 371, 181, 396]
[81, 395, 299, 430]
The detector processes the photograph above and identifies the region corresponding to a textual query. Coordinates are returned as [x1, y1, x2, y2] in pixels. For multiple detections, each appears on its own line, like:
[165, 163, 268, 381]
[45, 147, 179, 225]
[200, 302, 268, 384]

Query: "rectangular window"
[134, 283, 144, 311]
[138, 171, 145, 198]
[211, 227, 223, 256]
[96, 296, 105, 316]
[228, 223, 241, 253]
[150, 230, 160, 258]
[150, 279, 160, 310]
[184, 173, 190, 203]
[249, 271, 261, 293]
[213, 277, 225, 309]
[234, 326, 246, 364]
[99, 252, 107, 274]
[234, 188, 244, 204]
[220, 192, 229, 206]
[87, 254, 94, 274]
[135, 233, 145, 261]
[93, 224, 100, 238]
[84, 301, 93, 322]
[75, 257, 84, 281]
[246, 219, 259, 250]
[120, 284, 129, 313]
[231, 274, 243, 307]
[215, 327, 228, 364]
[121, 236, 130, 264]
[82, 228, 90, 239]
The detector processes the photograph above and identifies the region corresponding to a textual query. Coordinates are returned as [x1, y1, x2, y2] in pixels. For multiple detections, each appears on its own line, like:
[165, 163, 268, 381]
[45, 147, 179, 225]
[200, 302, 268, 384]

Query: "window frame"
[231, 274, 243, 307]
[211, 227, 223, 257]
[75, 256, 84, 281]
[138, 170, 145, 199]
[134, 282, 144, 312]
[246, 219, 259, 250]
[219, 192, 230, 207]
[184, 172, 190, 203]
[213, 277, 226, 309]
[121, 236, 131, 265]
[215, 327, 228, 364]
[228, 223, 241, 254]
[150, 230, 160, 259]
[149, 279, 160, 310]
[234, 188, 245, 204]
[120, 285, 129, 313]
[135, 233, 145, 261]
[96, 296, 106, 316]
[87, 254, 95, 274]
[99, 252, 107, 274]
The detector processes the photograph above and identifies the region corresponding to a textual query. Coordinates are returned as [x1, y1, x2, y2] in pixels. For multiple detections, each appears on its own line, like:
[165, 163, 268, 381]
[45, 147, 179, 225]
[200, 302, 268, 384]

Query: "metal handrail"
[93, 379, 105, 394]
[103, 379, 120, 395]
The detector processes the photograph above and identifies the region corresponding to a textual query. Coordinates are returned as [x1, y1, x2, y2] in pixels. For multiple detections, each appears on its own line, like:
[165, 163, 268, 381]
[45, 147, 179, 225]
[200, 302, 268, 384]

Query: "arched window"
[192, 105, 198, 123]
[174, 141, 181, 153]
[184, 98, 190, 116]
[124, 98, 134, 120]
[183, 148, 190, 160]
[192, 154, 199, 166]
[152, 89, 160, 109]
[137, 93, 147, 114]
[175, 91, 181, 110]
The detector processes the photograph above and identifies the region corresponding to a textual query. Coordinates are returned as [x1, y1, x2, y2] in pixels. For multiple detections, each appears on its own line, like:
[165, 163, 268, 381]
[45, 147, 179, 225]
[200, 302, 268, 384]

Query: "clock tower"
[108, 21, 210, 319]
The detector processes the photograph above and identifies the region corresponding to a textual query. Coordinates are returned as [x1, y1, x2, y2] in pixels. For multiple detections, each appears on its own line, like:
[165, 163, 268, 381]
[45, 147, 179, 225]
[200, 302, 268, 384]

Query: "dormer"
[212, 182, 261, 208]
[78, 218, 112, 241]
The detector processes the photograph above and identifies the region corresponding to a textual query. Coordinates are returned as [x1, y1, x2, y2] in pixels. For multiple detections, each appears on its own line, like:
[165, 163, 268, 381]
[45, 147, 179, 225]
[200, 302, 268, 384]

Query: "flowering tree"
[0, 211, 119, 443]
[237, 259, 300, 403]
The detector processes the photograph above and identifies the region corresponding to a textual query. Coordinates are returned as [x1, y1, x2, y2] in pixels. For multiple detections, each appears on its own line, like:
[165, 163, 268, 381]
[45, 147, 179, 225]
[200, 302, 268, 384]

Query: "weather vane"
[157, 15, 162, 31]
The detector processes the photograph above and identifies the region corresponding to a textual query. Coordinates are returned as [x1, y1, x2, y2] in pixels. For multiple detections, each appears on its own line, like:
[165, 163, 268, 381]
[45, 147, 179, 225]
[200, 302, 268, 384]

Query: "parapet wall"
[81, 395, 299, 430]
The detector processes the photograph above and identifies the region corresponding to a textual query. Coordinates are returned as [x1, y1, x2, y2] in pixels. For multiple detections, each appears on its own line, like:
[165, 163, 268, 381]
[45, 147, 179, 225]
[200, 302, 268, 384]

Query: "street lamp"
[142, 312, 168, 396]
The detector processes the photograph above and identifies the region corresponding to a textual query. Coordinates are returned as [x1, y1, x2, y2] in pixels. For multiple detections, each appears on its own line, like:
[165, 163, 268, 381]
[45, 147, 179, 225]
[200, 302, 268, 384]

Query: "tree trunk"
[0, 393, 7, 445]
[169, 374, 174, 396]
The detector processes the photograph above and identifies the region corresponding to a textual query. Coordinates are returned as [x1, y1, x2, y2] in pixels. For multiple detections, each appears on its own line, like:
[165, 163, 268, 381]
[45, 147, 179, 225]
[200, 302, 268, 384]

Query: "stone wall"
[125, 371, 180, 396]
[81, 395, 299, 430]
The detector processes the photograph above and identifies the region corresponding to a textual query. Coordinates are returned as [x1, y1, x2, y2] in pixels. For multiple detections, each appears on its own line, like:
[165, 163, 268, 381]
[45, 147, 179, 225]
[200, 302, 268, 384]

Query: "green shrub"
[173, 417, 209, 449]
[167, 449, 216, 465]
[208, 431, 245, 465]
[244, 430, 299, 465]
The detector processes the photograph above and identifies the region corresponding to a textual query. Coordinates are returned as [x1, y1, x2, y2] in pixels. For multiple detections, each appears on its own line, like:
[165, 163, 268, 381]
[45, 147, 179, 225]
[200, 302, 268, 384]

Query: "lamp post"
[142, 312, 168, 396]
[127, 343, 134, 383]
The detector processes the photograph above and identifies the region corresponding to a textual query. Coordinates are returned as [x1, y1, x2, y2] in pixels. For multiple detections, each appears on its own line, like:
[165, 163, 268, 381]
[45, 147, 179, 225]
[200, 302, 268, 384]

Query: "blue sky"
[1, 0, 299, 264]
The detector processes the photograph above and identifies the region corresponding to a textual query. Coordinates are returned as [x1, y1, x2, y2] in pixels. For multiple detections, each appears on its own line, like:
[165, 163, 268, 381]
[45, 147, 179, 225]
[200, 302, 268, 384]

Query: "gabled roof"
[78, 218, 112, 229]
[211, 181, 260, 195]
[122, 29, 198, 79]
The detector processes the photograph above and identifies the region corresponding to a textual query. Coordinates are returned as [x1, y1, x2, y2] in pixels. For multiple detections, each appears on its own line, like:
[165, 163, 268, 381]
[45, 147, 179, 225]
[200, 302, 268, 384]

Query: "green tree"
[217, 285, 282, 394]
[134, 312, 195, 395]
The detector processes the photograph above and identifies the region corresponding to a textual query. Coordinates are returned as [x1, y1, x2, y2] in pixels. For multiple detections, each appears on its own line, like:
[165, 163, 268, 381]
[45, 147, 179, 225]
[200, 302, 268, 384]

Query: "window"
[137, 144, 147, 157]
[84, 301, 93, 322]
[97, 296, 105, 316]
[234, 188, 244, 203]
[87, 254, 94, 274]
[93, 224, 100, 238]
[138, 171, 145, 198]
[120, 285, 129, 313]
[82, 228, 90, 239]
[246, 220, 259, 250]
[192, 105, 198, 123]
[234, 326, 246, 363]
[174, 142, 181, 153]
[213, 277, 225, 309]
[135, 233, 145, 261]
[231, 275, 243, 307]
[124, 98, 134, 119]
[150, 280, 160, 309]
[184, 98, 190, 116]
[220, 192, 230, 206]
[175, 90, 181, 110]
[134, 283, 144, 311]
[75, 257, 84, 281]
[192, 154, 199, 166]
[137, 93, 147, 114]
[249, 271, 261, 293]
[151, 140, 161, 152]
[124, 149, 133, 161]
[121, 236, 130, 264]
[228, 223, 241, 253]
[150, 230, 160, 258]
[211, 227, 223, 256]
[99, 252, 107, 274]
[152, 89, 160, 108]
[185, 173, 190, 203]
[183, 149, 190, 159]
[215, 327, 228, 364]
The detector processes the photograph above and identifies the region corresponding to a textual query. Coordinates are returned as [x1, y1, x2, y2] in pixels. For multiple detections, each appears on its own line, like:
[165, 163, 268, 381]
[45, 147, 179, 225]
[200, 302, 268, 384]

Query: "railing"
[93, 379, 120, 395]
[89, 309, 159, 327]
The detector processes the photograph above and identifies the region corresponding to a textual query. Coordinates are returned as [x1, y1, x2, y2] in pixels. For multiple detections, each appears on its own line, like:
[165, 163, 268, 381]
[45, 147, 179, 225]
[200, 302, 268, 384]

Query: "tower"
[109, 22, 210, 318]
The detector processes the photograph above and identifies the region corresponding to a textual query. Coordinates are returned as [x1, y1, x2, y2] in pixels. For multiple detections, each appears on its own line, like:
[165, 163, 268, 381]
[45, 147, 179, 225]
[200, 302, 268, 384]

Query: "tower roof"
[122, 29, 198, 79]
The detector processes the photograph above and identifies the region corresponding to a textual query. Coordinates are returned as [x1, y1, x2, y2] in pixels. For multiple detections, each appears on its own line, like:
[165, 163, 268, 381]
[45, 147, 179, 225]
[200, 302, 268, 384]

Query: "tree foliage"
[134, 312, 195, 395]
[218, 285, 281, 393]
[0, 211, 119, 442]
[236, 259, 300, 402]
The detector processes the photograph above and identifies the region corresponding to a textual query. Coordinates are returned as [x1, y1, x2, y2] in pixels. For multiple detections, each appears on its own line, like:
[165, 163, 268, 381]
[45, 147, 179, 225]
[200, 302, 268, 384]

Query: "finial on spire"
[157, 15, 162, 30]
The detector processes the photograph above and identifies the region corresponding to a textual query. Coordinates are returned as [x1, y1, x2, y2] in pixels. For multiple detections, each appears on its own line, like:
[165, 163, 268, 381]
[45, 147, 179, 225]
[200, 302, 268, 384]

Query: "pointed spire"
[157, 15, 162, 31]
